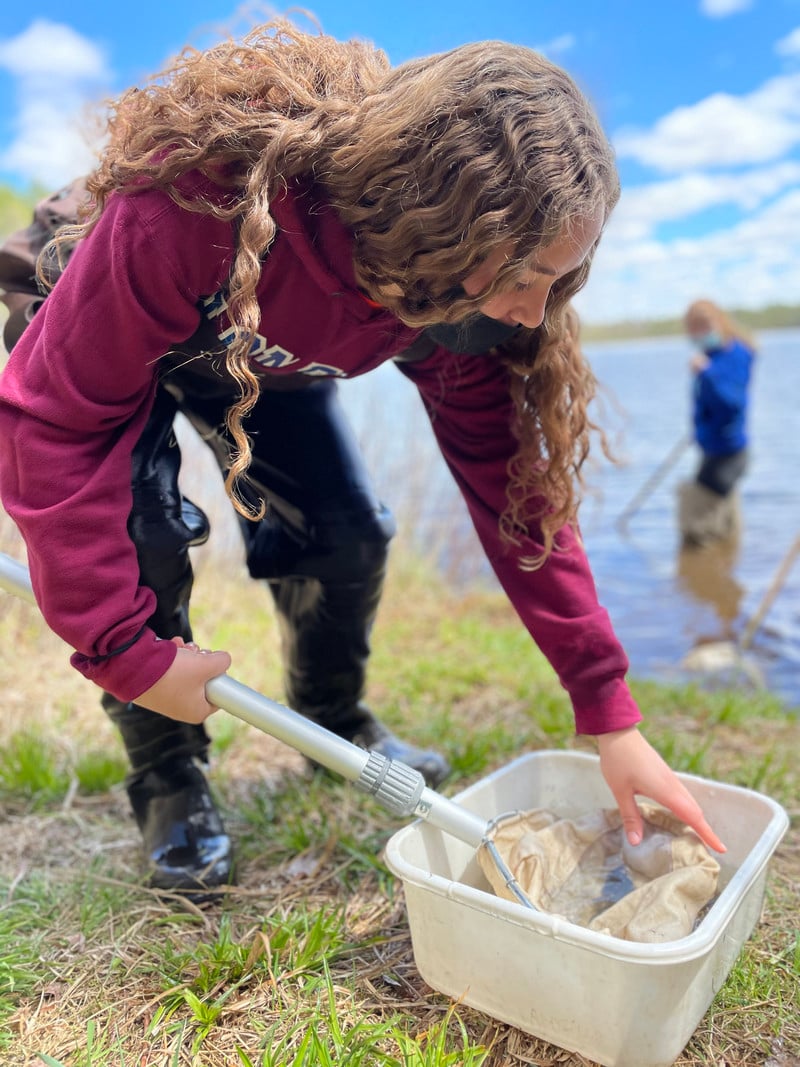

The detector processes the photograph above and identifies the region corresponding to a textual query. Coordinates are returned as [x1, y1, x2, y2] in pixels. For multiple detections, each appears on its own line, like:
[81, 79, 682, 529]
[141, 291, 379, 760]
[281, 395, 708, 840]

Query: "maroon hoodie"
[0, 174, 641, 735]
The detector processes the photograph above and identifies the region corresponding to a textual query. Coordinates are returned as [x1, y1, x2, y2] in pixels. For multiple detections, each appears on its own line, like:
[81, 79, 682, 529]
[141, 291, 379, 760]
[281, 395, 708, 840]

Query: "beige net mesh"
[478, 802, 720, 943]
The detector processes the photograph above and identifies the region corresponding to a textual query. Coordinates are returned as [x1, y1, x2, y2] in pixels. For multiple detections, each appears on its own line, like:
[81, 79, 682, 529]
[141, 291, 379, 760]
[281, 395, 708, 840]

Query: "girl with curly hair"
[0, 18, 724, 894]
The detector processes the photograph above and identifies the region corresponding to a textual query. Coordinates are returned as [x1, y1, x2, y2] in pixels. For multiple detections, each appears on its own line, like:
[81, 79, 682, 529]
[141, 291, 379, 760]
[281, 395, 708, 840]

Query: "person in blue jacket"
[686, 299, 756, 496]
[679, 300, 756, 547]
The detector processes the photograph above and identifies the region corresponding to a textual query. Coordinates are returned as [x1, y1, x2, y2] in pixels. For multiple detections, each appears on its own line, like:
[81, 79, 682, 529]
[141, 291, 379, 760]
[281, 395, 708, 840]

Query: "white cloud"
[576, 186, 800, 324]
[614, 73, 800, 172]
[0, 20, 111, 187]
[608, 162, 800, 242]
[700, 0, 753, 16]
[584, 49, 800, 325]
[776, 27, 800, 56]
[0, 20, 109, 80]
[535, 33, 576, 57]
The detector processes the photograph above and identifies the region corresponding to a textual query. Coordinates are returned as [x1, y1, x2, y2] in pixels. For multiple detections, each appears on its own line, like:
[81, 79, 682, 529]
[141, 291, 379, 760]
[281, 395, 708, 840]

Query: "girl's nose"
[513, 287, 549, 330]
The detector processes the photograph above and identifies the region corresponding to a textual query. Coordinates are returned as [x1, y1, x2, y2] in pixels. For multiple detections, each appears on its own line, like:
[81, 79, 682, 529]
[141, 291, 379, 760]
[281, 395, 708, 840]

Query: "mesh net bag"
[478, 802, 720, 943]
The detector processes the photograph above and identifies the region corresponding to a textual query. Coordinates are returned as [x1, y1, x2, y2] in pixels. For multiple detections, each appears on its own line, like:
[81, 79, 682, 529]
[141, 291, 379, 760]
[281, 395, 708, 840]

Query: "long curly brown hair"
[501, 304, 609, 566]
[48, 17, 619, 562]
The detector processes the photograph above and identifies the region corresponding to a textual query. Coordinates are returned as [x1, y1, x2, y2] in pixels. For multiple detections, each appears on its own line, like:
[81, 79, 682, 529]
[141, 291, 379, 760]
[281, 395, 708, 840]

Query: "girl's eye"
[514, 280, 534, 293]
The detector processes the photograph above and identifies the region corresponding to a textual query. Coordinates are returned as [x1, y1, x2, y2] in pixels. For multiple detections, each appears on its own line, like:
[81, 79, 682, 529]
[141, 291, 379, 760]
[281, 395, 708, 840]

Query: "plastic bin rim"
[383, 749, 789, 963]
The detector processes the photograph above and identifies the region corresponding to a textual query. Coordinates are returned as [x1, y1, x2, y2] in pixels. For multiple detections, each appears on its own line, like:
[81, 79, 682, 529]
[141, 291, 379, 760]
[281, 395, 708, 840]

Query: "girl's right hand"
[133, 637, 232, 723]
[597, 726, 726, 853]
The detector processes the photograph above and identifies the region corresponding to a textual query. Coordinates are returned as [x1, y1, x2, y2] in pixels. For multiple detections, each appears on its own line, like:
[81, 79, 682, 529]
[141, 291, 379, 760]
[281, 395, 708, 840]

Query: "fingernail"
[628, 831, 642, 846]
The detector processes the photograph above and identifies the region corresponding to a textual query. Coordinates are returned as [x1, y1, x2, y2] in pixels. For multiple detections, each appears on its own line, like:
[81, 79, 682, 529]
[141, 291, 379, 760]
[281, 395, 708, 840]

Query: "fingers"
[626, 768, 727, 853]
[136, 642, 232, 723]
[690, 816, 727, 855]
[173, 645, 231, 713]
[199, 650, 232, 713]
[614, 781, 726, 853]
[655, 784, 727, 853]
[169, 636, 223, 657]
[598, 728, 727, 854]
[615, 792, 644, 846]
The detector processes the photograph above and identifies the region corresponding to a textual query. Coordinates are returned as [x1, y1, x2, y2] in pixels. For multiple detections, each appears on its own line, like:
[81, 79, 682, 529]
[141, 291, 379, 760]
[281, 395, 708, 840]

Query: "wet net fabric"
[478, 803, 720, 943]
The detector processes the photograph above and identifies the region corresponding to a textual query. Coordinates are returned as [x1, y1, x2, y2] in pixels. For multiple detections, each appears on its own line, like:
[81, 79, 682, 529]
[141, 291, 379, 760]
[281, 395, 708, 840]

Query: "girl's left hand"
[596, 725, 727, 853]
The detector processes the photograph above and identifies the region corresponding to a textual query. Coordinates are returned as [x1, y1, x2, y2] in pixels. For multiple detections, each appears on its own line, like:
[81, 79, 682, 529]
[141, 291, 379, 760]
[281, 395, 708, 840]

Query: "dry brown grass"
[0, 516, 798, 1067]
[2, 749, 797, 1067]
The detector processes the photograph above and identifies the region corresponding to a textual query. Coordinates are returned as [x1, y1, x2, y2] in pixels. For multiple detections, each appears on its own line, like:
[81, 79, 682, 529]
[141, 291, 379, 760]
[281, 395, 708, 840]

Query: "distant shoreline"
[582, 306, 800, 343]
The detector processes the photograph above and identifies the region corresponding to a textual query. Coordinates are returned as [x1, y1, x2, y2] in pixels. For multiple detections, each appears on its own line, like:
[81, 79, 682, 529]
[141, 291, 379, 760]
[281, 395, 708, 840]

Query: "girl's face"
[461, 210, 603, 329]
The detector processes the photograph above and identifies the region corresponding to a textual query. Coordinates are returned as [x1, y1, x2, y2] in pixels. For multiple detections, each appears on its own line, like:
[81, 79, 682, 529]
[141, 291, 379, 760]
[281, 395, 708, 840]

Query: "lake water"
[338, 328, 800, 712]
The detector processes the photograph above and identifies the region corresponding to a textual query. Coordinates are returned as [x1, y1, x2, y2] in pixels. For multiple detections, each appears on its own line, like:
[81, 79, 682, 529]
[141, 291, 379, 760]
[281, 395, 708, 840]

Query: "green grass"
[0, 731, 71, 805]
[0, 897, 46, 1028]
[0, 551, 797, 1066]
[0, 730, 127, 806]
[73, 750, 129, 794]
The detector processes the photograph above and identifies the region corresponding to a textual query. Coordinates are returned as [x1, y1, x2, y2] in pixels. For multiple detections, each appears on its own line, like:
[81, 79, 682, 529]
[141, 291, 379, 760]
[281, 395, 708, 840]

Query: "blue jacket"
[692, 338, 754, 456]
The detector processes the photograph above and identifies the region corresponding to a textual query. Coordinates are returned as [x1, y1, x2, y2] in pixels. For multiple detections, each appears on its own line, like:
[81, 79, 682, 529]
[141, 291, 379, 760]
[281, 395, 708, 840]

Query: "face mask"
[691, 330, 723, 353]
[424, 315, 521, 355]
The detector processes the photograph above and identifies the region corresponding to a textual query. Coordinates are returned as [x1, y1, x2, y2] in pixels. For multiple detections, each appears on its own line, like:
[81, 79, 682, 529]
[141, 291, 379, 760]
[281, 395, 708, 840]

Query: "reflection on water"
[676, 533, 768, 691]
[339, 328, 800, 711]
[677, 533, 744, 641]
[580, 329, 800, 710]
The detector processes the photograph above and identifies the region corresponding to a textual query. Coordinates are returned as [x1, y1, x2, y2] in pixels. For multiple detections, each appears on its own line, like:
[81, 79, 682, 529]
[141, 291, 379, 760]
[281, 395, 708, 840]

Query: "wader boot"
[168, 375, 451, 789]
[105, 391, 234, 896]
[103, 698, 234, 897]
[267, 565, 451, 789]
[678, 481, 741, 549]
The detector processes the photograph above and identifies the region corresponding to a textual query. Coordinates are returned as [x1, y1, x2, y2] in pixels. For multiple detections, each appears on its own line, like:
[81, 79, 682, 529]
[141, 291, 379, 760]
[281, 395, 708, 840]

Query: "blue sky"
[1, 0, 799, 324]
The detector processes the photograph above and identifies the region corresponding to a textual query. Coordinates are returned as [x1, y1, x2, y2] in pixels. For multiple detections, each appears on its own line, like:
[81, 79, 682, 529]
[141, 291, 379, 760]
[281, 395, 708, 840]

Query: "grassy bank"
[0, 549, 798, 1067]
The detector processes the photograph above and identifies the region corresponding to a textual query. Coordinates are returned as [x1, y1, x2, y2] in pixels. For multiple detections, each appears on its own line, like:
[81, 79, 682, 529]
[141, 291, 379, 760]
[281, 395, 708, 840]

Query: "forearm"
[401, 348, 641, 735]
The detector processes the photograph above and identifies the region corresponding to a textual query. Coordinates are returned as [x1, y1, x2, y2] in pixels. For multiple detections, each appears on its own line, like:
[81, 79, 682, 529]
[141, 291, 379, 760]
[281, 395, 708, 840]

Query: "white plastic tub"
[384, 750, 788, 1067]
